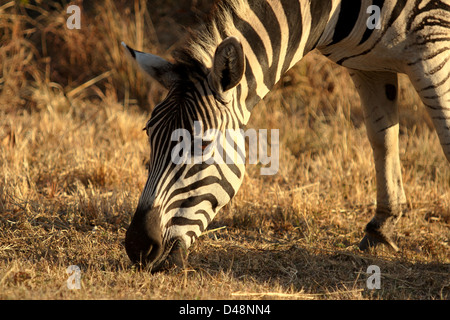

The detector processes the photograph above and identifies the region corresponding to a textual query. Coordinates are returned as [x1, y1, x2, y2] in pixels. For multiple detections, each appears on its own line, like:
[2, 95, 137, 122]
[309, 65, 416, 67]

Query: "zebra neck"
[175, 0, 337, 124]
[234, 0, 335, 120]
[225, 0, 337, 124]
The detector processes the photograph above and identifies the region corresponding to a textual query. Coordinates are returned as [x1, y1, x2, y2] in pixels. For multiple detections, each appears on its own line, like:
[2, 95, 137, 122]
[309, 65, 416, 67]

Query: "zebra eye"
[143, 125, 150, 136]
[145, 126, 155, 138]
[143, 120, 154, 137]
[202, 140, 213, 151]
[190, 139, 215, 156]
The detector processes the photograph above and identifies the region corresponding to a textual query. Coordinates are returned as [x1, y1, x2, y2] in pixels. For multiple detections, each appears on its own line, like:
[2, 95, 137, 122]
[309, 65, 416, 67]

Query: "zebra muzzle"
[125, 207, 164, 268]
[148, 238, 187, 272]
[125, 206, 188, 271]
[125, 230, 163, 268]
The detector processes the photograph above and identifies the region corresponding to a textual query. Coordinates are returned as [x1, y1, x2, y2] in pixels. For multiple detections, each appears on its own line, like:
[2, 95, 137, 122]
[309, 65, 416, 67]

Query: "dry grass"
[0, 0, 449, 300]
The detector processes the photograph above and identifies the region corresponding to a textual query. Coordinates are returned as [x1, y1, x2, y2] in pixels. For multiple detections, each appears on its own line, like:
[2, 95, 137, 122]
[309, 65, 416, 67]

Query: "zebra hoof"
[359, 214, 400, 252]
[359, 232, 399, 252]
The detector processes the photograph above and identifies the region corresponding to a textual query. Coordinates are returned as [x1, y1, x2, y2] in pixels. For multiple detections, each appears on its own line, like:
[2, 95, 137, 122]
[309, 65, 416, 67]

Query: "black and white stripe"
[124, 0, 450, 269]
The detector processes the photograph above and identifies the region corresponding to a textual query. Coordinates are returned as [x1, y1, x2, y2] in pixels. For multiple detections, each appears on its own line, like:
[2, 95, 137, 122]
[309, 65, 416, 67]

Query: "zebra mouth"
[148, 238, 187, 272]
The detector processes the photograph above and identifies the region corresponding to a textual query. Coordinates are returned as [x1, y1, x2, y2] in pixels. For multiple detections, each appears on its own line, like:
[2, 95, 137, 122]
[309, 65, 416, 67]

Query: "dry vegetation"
[0, 0, 449, 300]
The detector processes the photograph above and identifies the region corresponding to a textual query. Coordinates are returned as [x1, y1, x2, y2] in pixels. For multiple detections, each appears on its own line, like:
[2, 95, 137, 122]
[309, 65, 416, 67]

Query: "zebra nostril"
[146, 242, 162, 265]
[125, 226, 163, 267]
[135, 245, 154, 266]
[125, 234, 163, 267]
[140, 244, 153, 264]
[150, 238, 187, 272]
[166, 239, 187, 268]
[125, 206, 164, 267]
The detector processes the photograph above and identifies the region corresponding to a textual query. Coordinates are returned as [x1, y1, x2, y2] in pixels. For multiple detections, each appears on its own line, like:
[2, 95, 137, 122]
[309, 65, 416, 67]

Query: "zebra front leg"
[349, 70, 406, 251]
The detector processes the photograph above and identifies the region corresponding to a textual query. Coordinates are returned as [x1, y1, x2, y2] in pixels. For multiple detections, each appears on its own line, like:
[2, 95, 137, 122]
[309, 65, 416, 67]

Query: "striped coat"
[123, 0, 450, 271]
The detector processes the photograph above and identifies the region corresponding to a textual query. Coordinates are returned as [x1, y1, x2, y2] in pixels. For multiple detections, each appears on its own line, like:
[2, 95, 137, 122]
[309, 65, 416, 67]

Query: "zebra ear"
[208, 37, 245, 95]
[121, 42, 179, 89]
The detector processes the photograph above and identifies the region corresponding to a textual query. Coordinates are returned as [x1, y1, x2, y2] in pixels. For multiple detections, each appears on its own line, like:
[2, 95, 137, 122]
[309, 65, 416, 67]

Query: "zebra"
[122, 0, 450, 271]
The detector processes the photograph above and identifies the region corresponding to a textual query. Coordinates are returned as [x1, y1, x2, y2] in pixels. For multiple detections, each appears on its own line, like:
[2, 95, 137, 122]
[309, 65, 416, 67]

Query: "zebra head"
[122, 37, 246, 271]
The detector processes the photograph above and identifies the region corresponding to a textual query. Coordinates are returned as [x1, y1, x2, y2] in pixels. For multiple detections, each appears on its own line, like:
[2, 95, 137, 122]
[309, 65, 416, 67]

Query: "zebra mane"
[173, 0, 246, 77]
